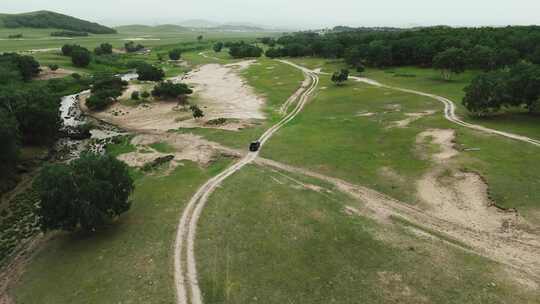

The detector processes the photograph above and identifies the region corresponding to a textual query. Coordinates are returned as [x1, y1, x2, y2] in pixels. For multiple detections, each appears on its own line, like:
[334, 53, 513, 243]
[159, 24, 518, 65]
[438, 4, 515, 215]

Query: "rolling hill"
[0, 10, 116, 34]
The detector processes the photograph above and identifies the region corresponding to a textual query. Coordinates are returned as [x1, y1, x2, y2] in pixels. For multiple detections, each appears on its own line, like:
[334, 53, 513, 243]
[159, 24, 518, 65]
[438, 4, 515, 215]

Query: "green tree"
[169, 49, 182, 60]
[152, 81, 193, 99]
[136, 63, 165, 81]
[433, 47, 467, 80]
[463, 71, 508, 116]
[468, 45, 495, 71]
[71, 48, 91, 67]
[331, 69, 349, 86]
[34, 153, 134, 232]
[48, 64, 59, 71]
[131, 91, 140, 100]
[197, 35, 203, 42]
[213, 42, 224, 53]
[0, 109, 20, 175]
[94, 43, 113, 55]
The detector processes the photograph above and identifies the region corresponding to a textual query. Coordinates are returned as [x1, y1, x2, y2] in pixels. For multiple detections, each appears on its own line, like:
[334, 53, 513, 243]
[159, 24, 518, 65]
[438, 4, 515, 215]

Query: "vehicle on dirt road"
[249, 141, 261, 152]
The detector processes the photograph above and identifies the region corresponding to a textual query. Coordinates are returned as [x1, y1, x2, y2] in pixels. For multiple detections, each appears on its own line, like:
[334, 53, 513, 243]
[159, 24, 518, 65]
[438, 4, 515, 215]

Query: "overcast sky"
[1, 0, 539, 29]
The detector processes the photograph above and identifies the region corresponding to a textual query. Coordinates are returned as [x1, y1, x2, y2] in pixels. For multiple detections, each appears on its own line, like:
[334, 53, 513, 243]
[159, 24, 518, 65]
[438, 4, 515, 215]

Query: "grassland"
[196, 164, 538, 304]
[13, 159, 232, 304]
[187, 57, 305, 149]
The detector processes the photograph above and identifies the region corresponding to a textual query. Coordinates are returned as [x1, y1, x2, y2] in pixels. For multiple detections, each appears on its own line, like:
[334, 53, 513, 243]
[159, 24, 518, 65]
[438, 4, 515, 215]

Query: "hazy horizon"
[1, 0, 540, 30]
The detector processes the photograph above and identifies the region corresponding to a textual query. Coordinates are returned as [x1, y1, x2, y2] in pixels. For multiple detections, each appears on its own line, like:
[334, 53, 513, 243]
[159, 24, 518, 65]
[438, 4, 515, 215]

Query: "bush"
[229, 44, 263, 59]
[131, 91, 140, 100]
[8, 34, 22, 39]
[48, 64, 59, 71]
[213, 42, 224, 53]
[125, 41, 145, 53]
[33, 153, 134, 232]
[141, 91, 150, 99]
[71, 49, 91, 67]
[169, 49, 182, 60]
[151, 81, 193, 99]
[136, 63, 165, 81]
[94, 43, 113, 55]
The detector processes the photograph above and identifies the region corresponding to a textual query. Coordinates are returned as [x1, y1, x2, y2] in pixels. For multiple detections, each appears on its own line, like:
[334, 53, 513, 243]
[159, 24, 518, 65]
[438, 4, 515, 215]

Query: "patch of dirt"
[378, 166, 405, 184]
[34, 66, 76, 80]
[377, 271, 429, 303]
[416, 129, 516, 233]
[390, 110, 436, 128]
[356, 111, 376, 117]
[117, 133, 238, 169]
[181, 61, 266, 120]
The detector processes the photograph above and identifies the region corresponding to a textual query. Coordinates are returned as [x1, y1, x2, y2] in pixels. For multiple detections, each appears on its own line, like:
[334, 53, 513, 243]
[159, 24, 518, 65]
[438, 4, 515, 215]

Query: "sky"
[1, 0, 540, 29]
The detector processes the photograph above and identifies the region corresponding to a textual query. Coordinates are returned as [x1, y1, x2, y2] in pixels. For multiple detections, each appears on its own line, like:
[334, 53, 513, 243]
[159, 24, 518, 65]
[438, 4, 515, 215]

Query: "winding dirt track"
[173, 61, 319, 304]
[349, 76, 540, 146]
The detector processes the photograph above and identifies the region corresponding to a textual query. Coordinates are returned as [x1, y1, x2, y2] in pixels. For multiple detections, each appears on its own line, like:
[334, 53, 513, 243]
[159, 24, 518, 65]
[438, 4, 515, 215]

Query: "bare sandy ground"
[180, 61, 266, 120]
[34, 67, 76, 80]
[391, 110, 436, 128]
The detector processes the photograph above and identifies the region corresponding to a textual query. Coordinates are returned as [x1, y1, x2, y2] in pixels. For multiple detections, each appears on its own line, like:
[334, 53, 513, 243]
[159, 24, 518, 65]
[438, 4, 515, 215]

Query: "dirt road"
[173, 61, 319, 304]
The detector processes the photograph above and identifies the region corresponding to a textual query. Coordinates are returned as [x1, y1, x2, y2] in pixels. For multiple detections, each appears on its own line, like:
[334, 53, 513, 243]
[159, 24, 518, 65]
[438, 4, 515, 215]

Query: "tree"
[152, 81, 193, 99]
[197, 35, 203, 42]
[213, 42, 224, 53]
[505, 63, 540, 112]
[136, 63, 165, 81]
[125, 41, 144, 53]
[34, 153, 134, 232]
[494, 48, 520, 69]
[141, 91, 150, 99]
[169, 49, 182, 60]
[433, 47, 467, 80]
[190, 105, 204, 119]
[71, 48, 91, 67]
[131, 91, 140, 100]
[48, 64, 59, 71]
[462, 71, 508, 116]
[356, 64, 365, 74]
[94, 43, 113, 55]
[468, 45, 495, 71]
[331, 69, 349, 86]
[86, 74, 127, 111]
[229, 44, 263, 58]
[0, 109, 20, 175]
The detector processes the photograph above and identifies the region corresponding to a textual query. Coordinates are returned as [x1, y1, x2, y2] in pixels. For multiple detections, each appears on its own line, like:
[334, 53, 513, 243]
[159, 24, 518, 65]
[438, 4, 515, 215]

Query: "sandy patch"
[416, 129, 517, 232]
[391, 110, 436, 128]
[176, 61, 265, 120]
[34, 67, 76, 80]
[356, 111, 376, 117]
[118, 133, 237, 169]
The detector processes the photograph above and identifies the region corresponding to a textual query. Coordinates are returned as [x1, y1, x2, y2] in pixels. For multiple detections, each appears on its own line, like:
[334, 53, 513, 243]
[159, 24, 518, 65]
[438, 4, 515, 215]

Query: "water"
[55, 73, 139, 159]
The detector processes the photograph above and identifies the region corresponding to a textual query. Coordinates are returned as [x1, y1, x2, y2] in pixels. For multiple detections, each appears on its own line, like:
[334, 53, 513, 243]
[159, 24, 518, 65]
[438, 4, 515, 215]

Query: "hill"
[0, 10, 116, 34]
[115, 24, 187, 33]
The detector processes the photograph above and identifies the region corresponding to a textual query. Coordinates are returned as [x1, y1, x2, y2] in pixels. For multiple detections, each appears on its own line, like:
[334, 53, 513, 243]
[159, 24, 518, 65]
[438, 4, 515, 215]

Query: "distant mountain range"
[0, 10, 116, 34]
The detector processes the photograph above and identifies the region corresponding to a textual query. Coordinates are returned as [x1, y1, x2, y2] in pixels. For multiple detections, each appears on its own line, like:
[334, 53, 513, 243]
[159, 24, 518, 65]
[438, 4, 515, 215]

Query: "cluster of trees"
[8, 33, 23, 39]
[94, 43, 113, 56]
[86, 74, 128, 111]
[61, 44, 92, 67]
[136, 63, 165, 82]
[151, 82, 193, 100]
[258, 37, 276, 47]
[269, 26, 540, 71]
[125, 41, 145, 53]
[463, 63, 540, 115]
[228, 42, 263, 59]
[0, 53, 41, 81]
[34, 153, 134, 232]
[50, 31, 89, 37]
[331, 69, 350, 86]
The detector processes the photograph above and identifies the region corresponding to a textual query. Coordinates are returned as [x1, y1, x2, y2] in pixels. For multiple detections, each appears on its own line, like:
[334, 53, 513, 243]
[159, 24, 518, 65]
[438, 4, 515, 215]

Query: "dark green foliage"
[151, 81, 193, 99]
[8, 33, 22, 39]
[433, 47, 467, 80]
[463, 63, 540, 115]
[131, 91, 140, 100]
[33, 153, 134, 232]
[213, 42, 224, 53]
[50, 31, 88, 37]
[468, 45, 495, 71]
[0, 10, 116, 34]
[86, 74, 127, 111]
[190, 105, 204, 119]
[0, 109, 20, 175]
[136, 63, 165, 81]
[258, 37, 276, 46]
[197, 35, 203, 42]
[265, 48, 283, 58]
[94, 43, 113, 55]
[48, 64, 59, 71]
[71, 48, 91, 67]
[0, 53, 40, 82]
[141, 91, 150, 99]
[331, 69, 349, 86]
[125, 41, 145, 53]
[168, 48, 182, 60]
[229, 43, 263, 58]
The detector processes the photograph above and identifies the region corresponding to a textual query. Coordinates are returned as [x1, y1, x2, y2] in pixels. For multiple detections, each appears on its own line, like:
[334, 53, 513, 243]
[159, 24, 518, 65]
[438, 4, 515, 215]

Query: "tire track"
[174, 61, 319, 304]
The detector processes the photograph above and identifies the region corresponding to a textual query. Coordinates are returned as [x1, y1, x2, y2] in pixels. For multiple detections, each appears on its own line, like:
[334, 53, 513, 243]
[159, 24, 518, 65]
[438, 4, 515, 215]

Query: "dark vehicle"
[249, 141, 261, 152]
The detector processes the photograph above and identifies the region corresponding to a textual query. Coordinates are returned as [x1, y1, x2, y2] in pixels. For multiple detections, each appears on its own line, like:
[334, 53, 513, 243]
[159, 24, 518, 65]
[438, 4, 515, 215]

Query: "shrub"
[131, 91, 140, 100]
[169, 49, 182, 60]
[151, 81, 193, 99]
[136, 63, 165, 81]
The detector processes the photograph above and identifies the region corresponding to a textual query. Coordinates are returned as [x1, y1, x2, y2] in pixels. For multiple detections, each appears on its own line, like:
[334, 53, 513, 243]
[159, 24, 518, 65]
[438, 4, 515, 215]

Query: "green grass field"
[13, 159, 232, 304]
[196, 164, 538, 304]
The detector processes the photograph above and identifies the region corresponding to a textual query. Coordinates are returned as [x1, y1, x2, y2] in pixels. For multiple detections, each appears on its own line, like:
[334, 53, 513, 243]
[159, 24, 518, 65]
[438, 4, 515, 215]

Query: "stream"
[55, 73, 139, 160]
